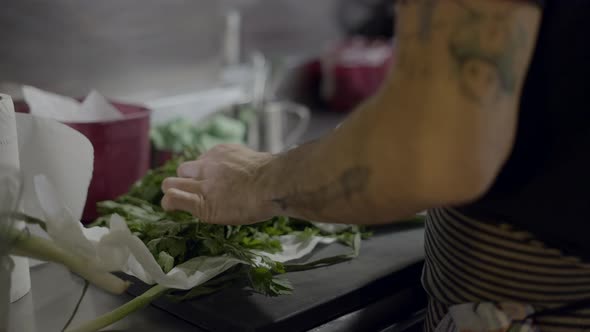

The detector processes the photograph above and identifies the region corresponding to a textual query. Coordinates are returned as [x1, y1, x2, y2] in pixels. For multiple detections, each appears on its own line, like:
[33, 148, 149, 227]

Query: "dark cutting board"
[126, 223, 425, 332]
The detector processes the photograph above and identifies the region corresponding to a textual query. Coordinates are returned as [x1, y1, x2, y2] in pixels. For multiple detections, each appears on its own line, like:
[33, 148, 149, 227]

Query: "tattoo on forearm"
[449, 1, 526, 105]
[271, 167, 371, 214]
[396, 0, 529, 106]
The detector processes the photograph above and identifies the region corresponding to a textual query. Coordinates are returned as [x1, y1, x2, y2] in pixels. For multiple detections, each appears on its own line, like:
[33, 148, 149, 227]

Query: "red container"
[14, 99, 151, 222]
[321, 38, 394, 112]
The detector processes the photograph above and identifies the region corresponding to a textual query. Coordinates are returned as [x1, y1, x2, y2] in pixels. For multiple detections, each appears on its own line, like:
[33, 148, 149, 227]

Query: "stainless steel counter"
[9, 263, 201, 332]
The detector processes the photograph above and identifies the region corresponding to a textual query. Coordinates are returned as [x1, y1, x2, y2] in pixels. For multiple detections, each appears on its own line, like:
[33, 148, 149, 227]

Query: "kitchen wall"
[0, 0, 343, 100]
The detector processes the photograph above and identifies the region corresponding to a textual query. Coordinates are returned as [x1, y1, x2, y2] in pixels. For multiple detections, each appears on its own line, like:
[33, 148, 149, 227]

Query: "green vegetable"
[249, 267, 292, 296]
[150, 114, 248, 153]
[66, 284, 170, 332]
[157, 251, 176, 274]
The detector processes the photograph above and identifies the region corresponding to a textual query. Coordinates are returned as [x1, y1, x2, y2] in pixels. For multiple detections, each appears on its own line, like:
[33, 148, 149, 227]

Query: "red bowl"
[14, 99, 151, 223]
[321, 38, 394, 112]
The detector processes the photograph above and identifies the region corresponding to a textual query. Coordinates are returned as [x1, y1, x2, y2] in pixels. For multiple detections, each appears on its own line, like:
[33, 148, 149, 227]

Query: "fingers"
[161, 178, 208, 219]
[161, 177, 201, 194]
[177, 160, 203, 178]
[161, 188, 205, 218]
[177, 144, 239, 178]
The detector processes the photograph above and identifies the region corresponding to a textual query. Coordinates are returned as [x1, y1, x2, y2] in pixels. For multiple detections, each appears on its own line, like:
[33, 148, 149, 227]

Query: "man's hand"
[161, 144, 276, 225]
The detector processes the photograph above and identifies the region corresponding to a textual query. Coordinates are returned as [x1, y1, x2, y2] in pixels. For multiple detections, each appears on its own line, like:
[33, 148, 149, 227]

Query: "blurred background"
[1, 0, 397, 222]
[0, 0, 393, 101]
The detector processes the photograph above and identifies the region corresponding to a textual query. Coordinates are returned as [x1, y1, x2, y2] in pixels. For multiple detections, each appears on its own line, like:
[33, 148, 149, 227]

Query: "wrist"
[254, 153, 284, 217]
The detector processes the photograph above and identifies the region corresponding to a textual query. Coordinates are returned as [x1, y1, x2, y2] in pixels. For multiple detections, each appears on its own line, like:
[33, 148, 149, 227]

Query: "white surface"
[22, 86, 123, 122]
[9, 255, 30, 303]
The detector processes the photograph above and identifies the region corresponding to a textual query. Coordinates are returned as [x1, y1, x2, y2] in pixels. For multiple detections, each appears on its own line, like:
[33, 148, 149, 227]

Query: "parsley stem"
[65, 284, 169, 332]
[9, 228, 129, 295]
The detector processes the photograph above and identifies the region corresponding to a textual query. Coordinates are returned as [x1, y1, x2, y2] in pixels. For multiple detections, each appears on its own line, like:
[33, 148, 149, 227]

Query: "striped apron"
[423, 208, 590, 331]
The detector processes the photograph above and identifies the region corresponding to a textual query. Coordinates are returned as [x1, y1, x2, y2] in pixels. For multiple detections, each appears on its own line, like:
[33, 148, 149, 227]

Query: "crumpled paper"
[22, 86, 123, 123]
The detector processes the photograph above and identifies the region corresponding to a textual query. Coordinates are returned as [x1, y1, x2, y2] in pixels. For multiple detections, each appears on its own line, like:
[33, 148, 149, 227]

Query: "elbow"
[431, 167, 498, 206]
[407, 121, 514, 207]
[414, 150, 505, 207]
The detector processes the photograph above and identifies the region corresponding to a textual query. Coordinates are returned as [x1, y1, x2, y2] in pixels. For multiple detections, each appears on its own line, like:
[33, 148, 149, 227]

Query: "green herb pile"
[71, 151, 368, 331]
[91, 152, 367, 298]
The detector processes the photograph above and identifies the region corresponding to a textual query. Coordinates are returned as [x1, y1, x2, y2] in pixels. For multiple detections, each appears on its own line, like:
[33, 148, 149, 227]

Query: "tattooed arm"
[161, 0, 542, 225]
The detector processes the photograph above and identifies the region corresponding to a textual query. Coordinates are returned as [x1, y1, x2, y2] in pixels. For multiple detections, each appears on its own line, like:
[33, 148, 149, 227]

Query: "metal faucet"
[221, 11, 309, 153]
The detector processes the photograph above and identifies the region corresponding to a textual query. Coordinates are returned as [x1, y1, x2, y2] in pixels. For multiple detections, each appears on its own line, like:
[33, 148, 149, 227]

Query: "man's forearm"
[258, 97, 426, 225]
[256, 0, 542, 225]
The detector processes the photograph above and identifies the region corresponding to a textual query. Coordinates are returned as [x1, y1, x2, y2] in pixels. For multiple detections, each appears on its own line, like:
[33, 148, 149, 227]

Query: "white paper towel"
[0, 95, 19, 170]
[22, 86, 123, 122]
[1, 93, 96, 302]
[0, 94, 31, 303]
[15, 109, 95, 269]
[15, 112, 94, 221]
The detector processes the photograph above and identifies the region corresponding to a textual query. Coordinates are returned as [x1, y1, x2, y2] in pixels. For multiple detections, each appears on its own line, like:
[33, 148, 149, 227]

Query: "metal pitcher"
[249, 100, 310, 153]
